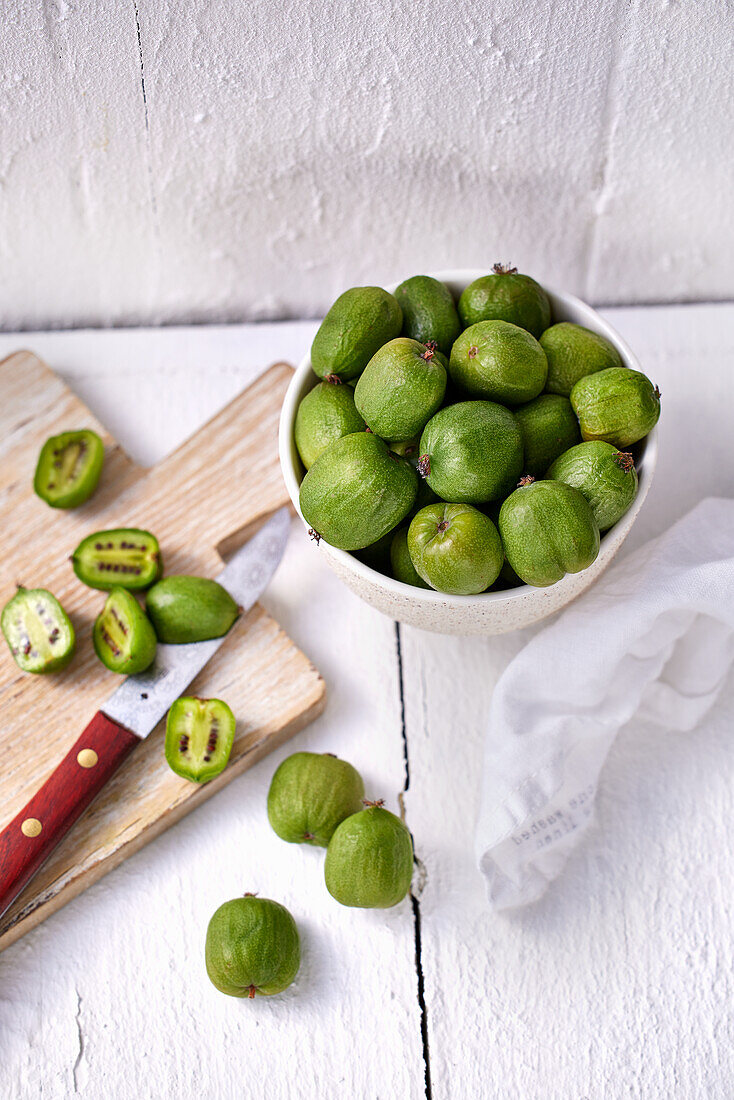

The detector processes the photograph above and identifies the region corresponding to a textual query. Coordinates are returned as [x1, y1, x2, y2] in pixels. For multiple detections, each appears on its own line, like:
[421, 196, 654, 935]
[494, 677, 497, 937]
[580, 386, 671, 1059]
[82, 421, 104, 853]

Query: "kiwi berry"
[165, 696, 236, 783]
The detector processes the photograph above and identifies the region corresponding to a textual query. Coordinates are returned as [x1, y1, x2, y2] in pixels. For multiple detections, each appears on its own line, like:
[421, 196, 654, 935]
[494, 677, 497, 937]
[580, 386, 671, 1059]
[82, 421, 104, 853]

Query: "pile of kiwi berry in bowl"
[279, 267, 659, 635]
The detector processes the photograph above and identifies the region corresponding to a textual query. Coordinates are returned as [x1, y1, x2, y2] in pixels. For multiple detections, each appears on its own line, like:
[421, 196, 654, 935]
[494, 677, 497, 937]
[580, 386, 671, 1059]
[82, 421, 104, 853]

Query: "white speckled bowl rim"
[279, 270, 657, 634]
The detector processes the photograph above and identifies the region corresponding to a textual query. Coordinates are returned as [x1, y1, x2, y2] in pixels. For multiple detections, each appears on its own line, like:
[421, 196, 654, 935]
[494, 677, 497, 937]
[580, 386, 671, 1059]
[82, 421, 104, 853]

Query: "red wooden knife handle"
[0, 711, 139, 920]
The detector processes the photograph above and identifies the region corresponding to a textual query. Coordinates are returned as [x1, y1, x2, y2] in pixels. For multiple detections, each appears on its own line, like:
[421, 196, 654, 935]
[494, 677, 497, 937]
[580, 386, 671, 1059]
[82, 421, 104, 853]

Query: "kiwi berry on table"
[267, 754, 414, 911]
[204, 748, 416, 999]
[205, 894, 301, 999]
[297, 270, 660, 593]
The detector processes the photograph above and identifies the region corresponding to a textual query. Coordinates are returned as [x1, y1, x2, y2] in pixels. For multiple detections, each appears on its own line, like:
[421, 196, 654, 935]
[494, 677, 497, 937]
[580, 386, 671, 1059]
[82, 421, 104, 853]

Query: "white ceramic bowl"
[279, 270, 657, 635]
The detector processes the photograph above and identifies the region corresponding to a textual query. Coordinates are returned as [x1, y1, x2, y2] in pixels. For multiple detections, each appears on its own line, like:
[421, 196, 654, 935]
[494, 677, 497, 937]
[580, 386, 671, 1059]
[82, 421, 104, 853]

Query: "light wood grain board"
[0, 351, 325, 951]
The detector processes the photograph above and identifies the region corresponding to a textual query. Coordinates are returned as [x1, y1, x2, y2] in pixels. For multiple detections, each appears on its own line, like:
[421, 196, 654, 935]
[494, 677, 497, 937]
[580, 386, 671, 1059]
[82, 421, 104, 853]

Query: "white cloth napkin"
[476, 497, 734, 910]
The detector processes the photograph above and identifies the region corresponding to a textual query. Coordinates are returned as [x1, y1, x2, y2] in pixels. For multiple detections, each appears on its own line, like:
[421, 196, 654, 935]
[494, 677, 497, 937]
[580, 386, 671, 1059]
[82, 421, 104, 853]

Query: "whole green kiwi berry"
[299, 432, 417, 551]
[418, 401, 523, 504]
[310, 287, 402, 382]
[394, 274, 462, 355]
[354, 337, 446, 442]
[324, 801, 414, 909]
[513, 393, 581, 477]
[295, 379, 366, 469]
[145, 576, 239, 644]
[450, 320, 548, 405]
[540, 322, 623, 397]
[547, 440, 638, 531]
[570, 367, 660, 447]
[267, 751, 365, 846]
[205, 895, 300, 998]
[458, 264, 551, 338]
[407, 503, 503, 595]
[498, 478, 600, 587]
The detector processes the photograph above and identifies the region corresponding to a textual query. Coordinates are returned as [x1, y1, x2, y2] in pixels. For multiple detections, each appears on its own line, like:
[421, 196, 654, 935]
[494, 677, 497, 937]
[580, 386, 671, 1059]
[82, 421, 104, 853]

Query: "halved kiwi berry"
[165, 696, 236, 783]
[73, 528, 161, 591]
[34, 430, 104, 509]
[93, 587, 157, 675]
[1, 586, 76, 673]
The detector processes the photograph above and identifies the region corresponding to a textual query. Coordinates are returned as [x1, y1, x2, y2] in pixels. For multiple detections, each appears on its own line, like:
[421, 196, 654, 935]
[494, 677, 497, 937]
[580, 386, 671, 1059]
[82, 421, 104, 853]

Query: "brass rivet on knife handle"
[77, 749, 99, 769]
[21, 819, 42, 838]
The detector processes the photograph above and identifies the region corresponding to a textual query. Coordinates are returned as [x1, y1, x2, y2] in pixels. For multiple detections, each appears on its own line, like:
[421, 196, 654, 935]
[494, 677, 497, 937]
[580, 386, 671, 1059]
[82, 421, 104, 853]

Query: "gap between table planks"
[0, 350, 325, 951]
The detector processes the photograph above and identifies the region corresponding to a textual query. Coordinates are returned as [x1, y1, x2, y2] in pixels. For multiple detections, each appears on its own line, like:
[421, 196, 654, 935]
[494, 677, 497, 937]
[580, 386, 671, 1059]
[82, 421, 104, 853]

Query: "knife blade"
[0, 507, 290, 922]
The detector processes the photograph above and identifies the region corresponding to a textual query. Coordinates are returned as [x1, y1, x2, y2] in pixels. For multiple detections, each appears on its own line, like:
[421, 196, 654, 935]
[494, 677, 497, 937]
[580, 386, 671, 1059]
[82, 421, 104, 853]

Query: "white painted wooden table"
[0, 306, 732, 1099]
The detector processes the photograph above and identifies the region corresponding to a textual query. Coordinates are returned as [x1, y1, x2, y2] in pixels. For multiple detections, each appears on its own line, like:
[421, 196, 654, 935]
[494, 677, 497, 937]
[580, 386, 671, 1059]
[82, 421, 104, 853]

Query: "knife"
[0, 507, 290, 921]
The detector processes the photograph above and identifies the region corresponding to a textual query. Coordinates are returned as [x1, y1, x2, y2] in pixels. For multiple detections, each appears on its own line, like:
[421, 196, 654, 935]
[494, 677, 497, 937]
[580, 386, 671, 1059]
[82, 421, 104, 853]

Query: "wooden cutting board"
[0, 351, 325, 952]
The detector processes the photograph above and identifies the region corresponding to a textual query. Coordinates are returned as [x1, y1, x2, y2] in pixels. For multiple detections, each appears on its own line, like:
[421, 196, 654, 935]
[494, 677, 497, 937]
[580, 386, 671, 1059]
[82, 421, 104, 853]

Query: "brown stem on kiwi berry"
[248, 985, 257, 999]
[324, 752, 337, 757]
[244, 892, 258, 897]
[303, 832, 315, 840]
[365, 426, 373, 433]
[418, 455, 431, 479]
[324, 373, 342, 385]
[517, 475, 535, 487]
[421, 341, 437, 362]
[468, 345, 478, 359]
[654, 385, 661, 399]
[614, 451, 635, 472]
[437, 519, 450, 533]
[308, 528, 322, 545]
[362, 799, 385, 808]
[492, 262, 518, 275]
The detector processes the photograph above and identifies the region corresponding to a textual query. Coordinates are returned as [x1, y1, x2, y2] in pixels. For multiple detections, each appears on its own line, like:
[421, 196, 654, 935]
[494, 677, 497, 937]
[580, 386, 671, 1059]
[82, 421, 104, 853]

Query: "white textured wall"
[1, 0, 731, 330]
